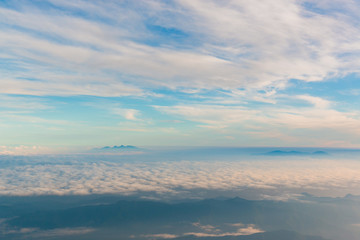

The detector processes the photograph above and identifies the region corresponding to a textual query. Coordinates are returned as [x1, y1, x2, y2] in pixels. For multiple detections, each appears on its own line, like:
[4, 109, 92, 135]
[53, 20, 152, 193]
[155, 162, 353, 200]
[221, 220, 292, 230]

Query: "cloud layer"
[1, 153, 360, 199]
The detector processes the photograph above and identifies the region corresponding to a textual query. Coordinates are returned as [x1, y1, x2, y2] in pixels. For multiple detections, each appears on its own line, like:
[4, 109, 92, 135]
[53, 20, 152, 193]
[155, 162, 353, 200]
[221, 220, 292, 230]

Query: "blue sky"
[1, 0, 360, 154]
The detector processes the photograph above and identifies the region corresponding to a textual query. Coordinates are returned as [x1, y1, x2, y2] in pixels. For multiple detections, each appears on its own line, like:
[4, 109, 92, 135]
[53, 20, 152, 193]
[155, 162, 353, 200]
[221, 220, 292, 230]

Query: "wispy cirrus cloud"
[1, 0, 360, 147]
[154, 96, 360, 147]
[1, 0, 360, 95]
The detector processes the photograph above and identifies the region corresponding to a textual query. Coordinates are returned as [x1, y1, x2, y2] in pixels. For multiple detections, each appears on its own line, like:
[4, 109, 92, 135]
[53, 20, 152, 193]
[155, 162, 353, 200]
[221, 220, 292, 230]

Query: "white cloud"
[0, 145, 57, 155]
[0, 0, 359, 96]
[192, 222, 220, 232]
[141, 222, 263, 239]
[154, 105, 259, 129]
[184, 223, 263, 237]
[142, 233, 178, 239]
[154, 101, 360, 146]
[296, 95, 331, 109]
[112, 108, 140, 121]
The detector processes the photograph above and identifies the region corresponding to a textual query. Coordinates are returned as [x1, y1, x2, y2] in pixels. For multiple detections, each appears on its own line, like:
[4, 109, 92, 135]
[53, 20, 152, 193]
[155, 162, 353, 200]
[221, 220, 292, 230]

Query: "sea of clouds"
[1, 150, 360, 200]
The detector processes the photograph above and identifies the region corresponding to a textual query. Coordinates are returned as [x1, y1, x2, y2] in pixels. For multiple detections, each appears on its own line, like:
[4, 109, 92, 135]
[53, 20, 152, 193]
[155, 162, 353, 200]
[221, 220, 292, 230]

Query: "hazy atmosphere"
[1, 1, 360, 240]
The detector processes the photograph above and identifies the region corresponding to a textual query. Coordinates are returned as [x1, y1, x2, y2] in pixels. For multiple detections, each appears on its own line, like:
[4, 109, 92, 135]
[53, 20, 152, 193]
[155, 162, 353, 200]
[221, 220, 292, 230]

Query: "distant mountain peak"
[262, 150, 328, 156]
[90, 145, 141, 153]
[101, 145, 138, 150]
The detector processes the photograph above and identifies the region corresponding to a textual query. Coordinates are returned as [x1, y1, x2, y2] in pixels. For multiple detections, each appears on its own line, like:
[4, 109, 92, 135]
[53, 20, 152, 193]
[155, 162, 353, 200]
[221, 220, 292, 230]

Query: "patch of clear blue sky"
[142, 24, 195, 48]
[0, 0, 110, 23]
[301, 2, 329, 15]
[301, 1, 351, 16]
[0, 58, 29, 72]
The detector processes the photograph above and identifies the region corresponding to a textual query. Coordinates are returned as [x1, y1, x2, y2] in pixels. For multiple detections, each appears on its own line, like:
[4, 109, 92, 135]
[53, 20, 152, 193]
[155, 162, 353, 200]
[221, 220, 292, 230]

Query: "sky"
[1, 0, 360, 154]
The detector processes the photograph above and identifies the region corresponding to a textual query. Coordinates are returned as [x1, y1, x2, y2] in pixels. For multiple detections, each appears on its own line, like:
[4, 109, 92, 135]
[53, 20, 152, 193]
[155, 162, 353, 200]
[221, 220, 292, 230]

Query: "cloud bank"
[1, 154, 360, 199]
